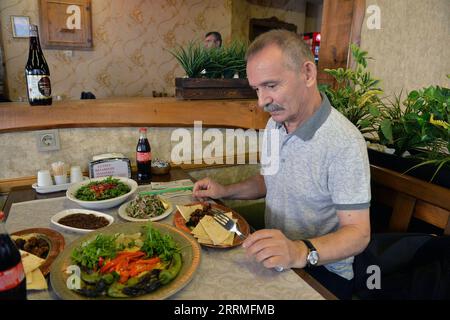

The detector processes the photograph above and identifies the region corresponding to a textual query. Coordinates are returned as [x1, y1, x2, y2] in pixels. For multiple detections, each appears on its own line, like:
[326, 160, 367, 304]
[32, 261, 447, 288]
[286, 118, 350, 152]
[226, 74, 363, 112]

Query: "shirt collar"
[275, 92, 331, 141]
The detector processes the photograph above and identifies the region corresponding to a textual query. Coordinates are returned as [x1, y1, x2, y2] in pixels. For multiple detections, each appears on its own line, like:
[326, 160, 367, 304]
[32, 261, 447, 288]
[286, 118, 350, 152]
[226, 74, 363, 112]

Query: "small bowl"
[151, 163, 171, 175]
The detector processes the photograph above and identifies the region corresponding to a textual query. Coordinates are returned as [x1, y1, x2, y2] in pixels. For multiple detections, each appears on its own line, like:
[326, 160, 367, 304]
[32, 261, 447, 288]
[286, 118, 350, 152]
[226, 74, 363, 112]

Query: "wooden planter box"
[175, 78, 257, 100]
[368, 148, 450, 189]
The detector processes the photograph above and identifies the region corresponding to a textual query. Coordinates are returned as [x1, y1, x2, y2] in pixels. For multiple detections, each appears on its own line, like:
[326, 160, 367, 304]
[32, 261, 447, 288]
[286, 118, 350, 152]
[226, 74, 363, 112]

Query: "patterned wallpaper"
[0, 0, 232, 100]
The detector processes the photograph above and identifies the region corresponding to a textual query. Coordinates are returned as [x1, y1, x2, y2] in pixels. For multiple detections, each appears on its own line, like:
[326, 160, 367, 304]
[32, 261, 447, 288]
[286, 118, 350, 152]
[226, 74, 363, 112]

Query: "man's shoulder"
[322, 108, 365, 141]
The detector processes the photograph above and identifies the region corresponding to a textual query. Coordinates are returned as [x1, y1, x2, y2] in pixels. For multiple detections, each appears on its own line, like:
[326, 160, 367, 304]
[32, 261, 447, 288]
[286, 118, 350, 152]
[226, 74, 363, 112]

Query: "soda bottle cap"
[139, 128, 147, 132]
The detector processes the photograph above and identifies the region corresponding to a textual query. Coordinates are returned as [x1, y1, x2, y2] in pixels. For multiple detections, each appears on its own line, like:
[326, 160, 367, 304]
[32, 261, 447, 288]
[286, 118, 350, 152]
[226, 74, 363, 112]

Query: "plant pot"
[175, 78, 257, 100]
[367, 148, 450, 189]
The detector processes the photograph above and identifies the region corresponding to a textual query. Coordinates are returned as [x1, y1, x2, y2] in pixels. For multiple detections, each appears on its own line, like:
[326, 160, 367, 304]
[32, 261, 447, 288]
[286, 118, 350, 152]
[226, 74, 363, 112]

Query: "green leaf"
[380, 119, 393, 143]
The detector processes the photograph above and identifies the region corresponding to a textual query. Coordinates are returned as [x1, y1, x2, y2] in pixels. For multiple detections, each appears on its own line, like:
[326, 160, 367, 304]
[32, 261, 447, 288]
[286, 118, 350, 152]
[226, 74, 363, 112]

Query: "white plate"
[66, 176, 138, 209]
[118, 196, 174, 222]
[50, 209, 114, 234]
[32, 177, 89, 194]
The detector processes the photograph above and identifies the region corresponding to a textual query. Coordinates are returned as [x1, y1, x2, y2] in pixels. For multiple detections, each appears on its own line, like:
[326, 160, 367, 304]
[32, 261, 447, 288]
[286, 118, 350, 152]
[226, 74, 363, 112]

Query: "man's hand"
[192, 177, 228, 201]
[243, 229, 308, 270]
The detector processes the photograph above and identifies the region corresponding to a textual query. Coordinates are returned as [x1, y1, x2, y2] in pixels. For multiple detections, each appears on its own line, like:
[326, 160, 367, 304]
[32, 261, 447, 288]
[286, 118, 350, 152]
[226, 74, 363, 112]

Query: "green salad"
[74, 177, 131, 201]
[70, 223, 182, 298]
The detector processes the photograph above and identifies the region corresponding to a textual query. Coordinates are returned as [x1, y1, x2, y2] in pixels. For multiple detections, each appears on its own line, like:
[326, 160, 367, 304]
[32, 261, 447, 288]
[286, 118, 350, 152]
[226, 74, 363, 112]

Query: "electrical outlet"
[36, 129, 60, 152]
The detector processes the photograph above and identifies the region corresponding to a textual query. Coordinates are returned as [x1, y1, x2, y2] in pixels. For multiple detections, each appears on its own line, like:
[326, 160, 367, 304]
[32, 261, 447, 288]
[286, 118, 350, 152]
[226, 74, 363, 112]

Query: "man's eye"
[267, 84, 276, 89]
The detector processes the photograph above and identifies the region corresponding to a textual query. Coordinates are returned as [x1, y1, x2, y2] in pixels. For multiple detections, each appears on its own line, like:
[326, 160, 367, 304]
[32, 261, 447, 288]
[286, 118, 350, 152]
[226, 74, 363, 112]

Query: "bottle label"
[137, 152, 151, 162]
[0, 263, 25, 292]
[27, 75, 51, 99]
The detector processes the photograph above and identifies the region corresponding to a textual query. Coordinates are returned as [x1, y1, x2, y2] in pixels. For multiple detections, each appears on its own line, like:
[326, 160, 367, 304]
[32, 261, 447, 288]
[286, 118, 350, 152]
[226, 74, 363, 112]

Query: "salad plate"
[118, 195, 174, 222]
[66, 176, 138, 209]
[50, 222, 201, 300]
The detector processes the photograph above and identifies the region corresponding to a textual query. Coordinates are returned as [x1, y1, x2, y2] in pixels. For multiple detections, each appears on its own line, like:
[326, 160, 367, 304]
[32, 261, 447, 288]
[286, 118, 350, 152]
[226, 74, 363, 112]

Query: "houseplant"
[168, 41, 254, 100]
[376, 85, 450, 186]
[320, 44, 449, 187]
[319, 44, 383, 137]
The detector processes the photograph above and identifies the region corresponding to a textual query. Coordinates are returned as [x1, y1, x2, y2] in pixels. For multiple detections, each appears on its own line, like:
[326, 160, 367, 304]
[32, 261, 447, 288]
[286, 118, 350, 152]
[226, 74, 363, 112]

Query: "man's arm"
[193, 174, 266, 201]
[243, 208, 370, 269]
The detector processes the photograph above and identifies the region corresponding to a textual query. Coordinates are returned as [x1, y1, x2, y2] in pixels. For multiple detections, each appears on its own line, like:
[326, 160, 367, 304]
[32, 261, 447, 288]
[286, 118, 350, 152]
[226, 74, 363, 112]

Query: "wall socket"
[36, 129, 60, 152]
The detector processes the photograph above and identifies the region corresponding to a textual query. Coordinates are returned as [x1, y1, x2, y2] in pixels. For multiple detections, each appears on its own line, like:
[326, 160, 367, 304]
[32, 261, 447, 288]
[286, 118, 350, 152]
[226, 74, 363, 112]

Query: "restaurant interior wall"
[0, 126, 258, 181]
[0, 0, 232, 101]
[360, 0, 449, 98]
[1, 0, 307, 101]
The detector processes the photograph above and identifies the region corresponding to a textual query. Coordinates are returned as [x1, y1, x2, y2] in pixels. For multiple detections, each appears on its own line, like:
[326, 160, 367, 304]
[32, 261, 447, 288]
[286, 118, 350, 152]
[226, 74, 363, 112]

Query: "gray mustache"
[264, 103, 284, 112]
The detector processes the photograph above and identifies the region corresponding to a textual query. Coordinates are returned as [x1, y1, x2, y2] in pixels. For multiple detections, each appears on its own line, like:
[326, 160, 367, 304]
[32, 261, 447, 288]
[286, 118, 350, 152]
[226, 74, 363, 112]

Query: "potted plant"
[374, 85, 450, 187]
[168, 41, 255, 100]
[319, 44, 383, 137]
[320, 44, 450, 188]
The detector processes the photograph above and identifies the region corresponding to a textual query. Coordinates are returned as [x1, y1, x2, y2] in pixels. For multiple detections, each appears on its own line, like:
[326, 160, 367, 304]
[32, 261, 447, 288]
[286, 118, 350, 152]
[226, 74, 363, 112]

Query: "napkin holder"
[89, 153, 132, 178]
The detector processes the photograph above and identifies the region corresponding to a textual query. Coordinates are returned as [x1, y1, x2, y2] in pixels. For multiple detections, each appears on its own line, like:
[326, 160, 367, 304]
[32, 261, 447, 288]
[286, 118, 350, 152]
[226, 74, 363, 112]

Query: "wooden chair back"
[370, 165, 450, 235]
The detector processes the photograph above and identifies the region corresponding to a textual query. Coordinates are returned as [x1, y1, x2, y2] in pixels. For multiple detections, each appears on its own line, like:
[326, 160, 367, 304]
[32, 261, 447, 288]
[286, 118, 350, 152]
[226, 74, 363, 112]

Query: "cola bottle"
[136, 128, 152, 183]
[25, 24, 52, 106]
[0, 211, 27, 300]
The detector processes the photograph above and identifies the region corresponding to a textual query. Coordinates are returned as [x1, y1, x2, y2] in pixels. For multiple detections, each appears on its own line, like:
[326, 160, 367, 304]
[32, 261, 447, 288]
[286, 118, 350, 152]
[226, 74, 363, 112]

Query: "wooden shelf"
[0, 97, 268, 133]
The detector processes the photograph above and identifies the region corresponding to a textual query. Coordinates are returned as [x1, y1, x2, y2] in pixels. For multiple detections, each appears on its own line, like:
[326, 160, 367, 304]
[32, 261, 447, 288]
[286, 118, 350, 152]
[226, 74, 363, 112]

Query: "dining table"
[2, 168, 336, 300]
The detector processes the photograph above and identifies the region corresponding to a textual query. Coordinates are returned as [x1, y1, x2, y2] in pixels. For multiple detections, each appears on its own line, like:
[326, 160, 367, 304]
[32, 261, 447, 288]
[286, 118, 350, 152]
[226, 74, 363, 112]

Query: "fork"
[213, 211, 284, 272]
[213, 211, 246, 240]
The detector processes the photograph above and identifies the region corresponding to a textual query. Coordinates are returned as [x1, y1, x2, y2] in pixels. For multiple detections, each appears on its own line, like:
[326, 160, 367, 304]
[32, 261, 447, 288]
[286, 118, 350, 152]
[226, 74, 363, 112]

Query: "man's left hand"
[242, 229, 307, 270]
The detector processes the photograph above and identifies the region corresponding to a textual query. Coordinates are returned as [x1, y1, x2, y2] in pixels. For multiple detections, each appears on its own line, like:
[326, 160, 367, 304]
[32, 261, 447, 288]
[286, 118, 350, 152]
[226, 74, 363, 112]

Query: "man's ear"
[302, 61, 317, 88]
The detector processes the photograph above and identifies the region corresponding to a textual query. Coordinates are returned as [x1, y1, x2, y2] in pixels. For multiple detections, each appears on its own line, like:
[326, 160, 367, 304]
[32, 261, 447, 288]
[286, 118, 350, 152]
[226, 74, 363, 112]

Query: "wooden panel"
[39, 0, 93, 50]
[0, 97, 268, 133]
[414, 201, 450, 229]
[317, 0, 366, 87]
[388, 193, 416, 232]
[370, 166, 450, 211]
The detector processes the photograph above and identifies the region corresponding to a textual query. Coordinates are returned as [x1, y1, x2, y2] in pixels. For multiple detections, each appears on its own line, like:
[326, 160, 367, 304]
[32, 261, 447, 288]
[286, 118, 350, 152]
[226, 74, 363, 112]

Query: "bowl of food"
[51, 208, 114, 234]
[118, 195, 174, 222]
[151, 159, 171, 175]
[66, 176, 138, 209]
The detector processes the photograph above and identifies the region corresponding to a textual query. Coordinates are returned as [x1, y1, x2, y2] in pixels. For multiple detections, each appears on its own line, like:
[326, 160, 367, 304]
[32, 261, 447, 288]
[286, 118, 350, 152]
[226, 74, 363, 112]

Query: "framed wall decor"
[11, 16, 31, 38]
[38, 0, 93, 50]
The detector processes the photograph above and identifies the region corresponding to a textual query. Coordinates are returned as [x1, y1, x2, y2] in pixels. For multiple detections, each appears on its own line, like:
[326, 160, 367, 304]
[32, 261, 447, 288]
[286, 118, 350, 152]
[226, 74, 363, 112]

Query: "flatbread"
[200, 215, 232, 245]
[176, 204, 203, 222]
[26, 268, 48, 290]
[20, 250, 45, 274]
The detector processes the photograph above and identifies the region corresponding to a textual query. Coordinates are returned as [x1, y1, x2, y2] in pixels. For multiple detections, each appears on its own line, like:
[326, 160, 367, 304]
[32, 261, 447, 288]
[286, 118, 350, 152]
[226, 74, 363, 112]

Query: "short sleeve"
[328, 137, 371, 210]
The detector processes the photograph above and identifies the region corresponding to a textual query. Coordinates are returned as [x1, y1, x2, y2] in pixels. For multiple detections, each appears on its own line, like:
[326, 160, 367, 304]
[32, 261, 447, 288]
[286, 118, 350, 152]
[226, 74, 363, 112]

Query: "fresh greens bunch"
[71, 234, 122, 269]
[140, 223, 179, 262]
[319, 44, 383, 136]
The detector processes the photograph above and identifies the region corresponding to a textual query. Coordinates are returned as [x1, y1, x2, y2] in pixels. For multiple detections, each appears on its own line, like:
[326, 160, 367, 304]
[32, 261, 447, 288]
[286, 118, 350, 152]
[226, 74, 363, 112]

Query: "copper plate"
[173, 202, 250, 248]
[11, 228, 65, 276]
[50, 222, 201, 300]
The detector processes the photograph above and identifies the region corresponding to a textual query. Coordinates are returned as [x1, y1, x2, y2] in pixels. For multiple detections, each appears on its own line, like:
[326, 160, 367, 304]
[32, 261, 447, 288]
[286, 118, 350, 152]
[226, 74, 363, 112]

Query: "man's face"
[204, 35, 220, 48]
[247, 44, 306, 125]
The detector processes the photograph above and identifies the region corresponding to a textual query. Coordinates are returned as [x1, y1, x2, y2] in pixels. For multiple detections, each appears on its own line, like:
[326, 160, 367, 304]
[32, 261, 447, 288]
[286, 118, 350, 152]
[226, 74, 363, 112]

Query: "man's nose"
[258, 91, 272, 108]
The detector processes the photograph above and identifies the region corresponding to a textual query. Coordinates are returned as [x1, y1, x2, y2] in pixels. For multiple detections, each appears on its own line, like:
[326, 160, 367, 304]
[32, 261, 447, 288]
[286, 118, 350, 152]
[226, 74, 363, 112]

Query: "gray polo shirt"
[260, 94, 371, 280]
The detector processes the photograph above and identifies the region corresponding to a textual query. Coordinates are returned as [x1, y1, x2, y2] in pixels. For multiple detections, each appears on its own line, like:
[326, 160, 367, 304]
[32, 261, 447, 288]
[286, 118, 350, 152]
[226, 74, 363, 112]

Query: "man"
[204, 31, 222, 48]
[193, 30, 371, 299]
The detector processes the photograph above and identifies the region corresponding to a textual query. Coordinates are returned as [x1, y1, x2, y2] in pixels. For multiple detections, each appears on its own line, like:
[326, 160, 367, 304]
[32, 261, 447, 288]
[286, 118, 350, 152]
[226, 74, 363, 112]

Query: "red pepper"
[98, 256, 105, 267]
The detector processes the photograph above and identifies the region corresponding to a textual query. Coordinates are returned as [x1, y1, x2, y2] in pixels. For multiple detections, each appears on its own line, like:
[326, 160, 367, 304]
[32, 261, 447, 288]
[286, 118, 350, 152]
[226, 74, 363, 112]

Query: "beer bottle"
[25, 24, 52, 106]
[136, 128, 152, 183]
[0, 211, 27, 300]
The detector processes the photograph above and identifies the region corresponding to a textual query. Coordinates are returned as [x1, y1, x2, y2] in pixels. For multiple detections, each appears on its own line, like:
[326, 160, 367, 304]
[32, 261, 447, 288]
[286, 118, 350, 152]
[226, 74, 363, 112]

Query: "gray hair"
[246, 29, 315, 71]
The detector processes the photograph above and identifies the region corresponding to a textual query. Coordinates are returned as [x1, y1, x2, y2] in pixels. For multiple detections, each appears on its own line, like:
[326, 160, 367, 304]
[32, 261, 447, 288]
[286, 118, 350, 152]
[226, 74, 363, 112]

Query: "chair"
[370, 165, 450, 235]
